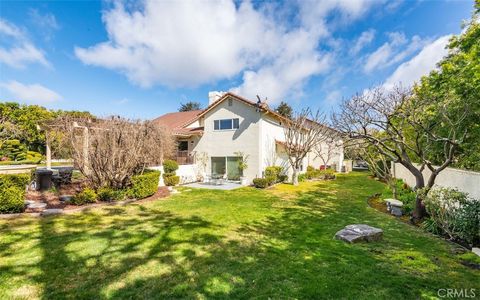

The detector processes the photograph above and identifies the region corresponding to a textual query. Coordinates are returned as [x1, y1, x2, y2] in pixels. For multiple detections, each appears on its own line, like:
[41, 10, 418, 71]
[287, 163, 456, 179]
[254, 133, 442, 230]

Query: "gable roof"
[183, 92, 290, 127]
[152, 109, 203, 130]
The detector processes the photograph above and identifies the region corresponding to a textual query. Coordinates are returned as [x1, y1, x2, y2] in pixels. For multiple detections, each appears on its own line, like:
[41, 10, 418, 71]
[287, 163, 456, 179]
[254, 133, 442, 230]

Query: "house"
[152, 92, 344, 184]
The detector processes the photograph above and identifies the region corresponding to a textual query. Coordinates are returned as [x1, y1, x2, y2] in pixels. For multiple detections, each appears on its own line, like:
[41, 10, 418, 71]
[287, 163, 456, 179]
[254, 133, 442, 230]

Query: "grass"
[0, 172, 478, 299]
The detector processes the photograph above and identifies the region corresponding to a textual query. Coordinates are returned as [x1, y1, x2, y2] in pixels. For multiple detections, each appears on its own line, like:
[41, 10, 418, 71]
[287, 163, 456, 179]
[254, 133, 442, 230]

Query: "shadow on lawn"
[27, 176, 478, 299]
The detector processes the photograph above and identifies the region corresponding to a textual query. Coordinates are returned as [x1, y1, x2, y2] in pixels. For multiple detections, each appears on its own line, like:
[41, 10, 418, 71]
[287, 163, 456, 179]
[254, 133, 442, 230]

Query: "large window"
[214, 118, 240, 130]
[210, 156, 243, 180]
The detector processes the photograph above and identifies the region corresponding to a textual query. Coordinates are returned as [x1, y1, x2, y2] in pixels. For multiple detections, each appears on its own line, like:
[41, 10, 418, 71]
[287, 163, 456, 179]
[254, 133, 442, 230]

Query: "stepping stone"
[335, 224, 383, 243]
[27, 202, 47, 209]
[24, 200, 35, 205]
[41, 209, 63, 216]
[59, 195, 73, 202]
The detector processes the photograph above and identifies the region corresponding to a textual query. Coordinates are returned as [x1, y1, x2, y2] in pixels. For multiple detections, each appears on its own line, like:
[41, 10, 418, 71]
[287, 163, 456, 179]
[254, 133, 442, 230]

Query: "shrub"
[71, 188, 97, 205]
[128, 170, 160, 198]
[424, 188, 480, 245]
[265, 166, 284, 183]
[163, 174, 180, 187]
[319, 169, 335, 180]
[298, 173, 306, 182]
[306, 165, 315, 172]
[97, 187, 125, 202]
[278, 174, 288, 183]
[265, 175, 276, 186]
[253, 178, 268, 188]
[163, 160, 179, 173]
[0, 173, 30, 213]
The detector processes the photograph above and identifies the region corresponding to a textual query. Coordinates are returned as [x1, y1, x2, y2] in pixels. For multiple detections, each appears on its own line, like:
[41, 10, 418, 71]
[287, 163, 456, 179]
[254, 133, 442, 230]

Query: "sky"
[0, 0, 475, 119]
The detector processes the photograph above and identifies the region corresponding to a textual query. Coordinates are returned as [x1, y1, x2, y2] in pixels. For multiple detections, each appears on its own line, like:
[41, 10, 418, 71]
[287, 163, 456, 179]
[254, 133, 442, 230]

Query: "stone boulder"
[335, 224, 383, 243]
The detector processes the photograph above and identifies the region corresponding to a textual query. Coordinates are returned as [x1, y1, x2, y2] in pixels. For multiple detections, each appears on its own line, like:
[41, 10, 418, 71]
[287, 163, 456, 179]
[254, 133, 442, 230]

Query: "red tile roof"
[152, 110, 203, 130]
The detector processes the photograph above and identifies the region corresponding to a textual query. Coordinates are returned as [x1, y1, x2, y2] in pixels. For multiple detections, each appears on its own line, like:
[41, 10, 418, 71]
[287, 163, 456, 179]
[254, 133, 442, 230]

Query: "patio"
[182, 181, 243, 190]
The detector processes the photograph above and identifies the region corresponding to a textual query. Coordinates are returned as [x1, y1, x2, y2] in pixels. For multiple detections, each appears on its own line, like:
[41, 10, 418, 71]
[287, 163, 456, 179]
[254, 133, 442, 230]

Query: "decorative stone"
[27, 202, 47, 209]
[41, 209, 63, 216]
[24, 200, 35, 205]
[335, 224, 383, 243]
[59, 195, 73, 202]
[473, 247, 480, 257]
[385, 199, 404, 216]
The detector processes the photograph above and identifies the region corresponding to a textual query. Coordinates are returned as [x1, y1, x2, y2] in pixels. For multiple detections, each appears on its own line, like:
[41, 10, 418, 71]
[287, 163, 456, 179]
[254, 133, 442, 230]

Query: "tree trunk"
[412, 172, 426, 221]
[292, 168, 299, 186]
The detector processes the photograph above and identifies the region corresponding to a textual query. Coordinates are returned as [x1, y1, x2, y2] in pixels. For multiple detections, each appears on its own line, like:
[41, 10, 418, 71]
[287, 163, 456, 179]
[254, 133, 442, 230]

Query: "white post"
[45, 131, 52, 170]
[83, 127, 89, 174]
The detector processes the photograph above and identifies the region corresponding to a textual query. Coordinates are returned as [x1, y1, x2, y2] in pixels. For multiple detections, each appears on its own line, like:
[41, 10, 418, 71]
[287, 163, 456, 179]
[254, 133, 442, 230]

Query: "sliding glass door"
[227, 157, 242, 180]
[210, 156, 242, 180]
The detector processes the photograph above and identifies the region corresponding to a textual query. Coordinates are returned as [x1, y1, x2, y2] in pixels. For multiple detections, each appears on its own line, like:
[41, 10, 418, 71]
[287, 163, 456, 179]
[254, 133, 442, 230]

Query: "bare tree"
[283, 109, 329, 185]
[52, 116, 174, 189]
[314, 134, 341, 170]
[333, 85, 467, 220]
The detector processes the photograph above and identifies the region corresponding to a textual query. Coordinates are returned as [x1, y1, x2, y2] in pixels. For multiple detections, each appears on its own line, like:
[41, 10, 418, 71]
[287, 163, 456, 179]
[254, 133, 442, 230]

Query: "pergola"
[37, 119, 95, 170]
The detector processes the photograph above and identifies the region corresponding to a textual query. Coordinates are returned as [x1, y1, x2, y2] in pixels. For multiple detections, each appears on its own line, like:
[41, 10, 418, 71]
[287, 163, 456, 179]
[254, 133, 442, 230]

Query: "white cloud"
[0, 19, 49, 68]
[363, 31, 428, 74]
[384, 35, 451, 88]
[351, 29, 375, 55]
[75, 0, 381, 102]
[1, 80, 62, 103]
[29, 9, 59, 31]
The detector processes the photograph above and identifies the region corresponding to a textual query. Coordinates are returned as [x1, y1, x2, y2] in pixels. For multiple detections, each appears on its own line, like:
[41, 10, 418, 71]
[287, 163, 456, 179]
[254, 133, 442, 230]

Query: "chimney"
[208, 91, 225, 106]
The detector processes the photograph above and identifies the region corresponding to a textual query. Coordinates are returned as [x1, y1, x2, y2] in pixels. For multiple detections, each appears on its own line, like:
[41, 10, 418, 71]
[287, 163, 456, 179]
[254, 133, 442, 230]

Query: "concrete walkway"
[182, 181, 244, 190]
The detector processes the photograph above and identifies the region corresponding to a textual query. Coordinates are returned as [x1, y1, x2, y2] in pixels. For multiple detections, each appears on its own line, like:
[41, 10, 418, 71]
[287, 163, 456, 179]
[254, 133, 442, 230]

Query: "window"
[214, 118, 239, 130]
[178, 141, 188, 151]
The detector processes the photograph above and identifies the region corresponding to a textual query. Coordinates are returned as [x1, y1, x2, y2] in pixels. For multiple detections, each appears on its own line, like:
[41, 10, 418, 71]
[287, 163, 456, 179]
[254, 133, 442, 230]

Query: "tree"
[333, 86, 468, 220]
[275, 101, 293, 119]
[53, 116, 174, 189]
[179, 101, 202, 112]
[313, 134, 341, 170]
[283, 109, 329, 185]
[414, 3, 480, 171]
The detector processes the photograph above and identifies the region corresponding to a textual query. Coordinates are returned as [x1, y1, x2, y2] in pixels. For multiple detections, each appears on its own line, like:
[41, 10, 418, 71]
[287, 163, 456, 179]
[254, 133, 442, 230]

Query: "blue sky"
[0, 0, 474, 119]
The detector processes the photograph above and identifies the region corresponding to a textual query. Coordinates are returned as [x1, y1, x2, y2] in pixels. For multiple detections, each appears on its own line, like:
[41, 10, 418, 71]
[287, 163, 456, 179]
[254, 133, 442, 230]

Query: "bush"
[424, 188, 480, 245]
[128, 170, 160, 198]
[265, 175, 276, 186]
[319, 169, 335, 180]
[163, 160, 179, 173]
[298, 173, 306, 182]
[278, 174, 288, 183]
[163, 174, 180, 187]
[97, 187, 125, 202]
[253, 178, 268, 188]
[265, 166, 284, 184]
[306, 165, 315, 172]
[0, 173, 30, 213]
[71, 188, 97, 205]
[383, 179, 416, 214]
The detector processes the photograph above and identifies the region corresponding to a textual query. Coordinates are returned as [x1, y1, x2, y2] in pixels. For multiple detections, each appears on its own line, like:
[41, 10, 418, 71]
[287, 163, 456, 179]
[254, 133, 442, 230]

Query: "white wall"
[150, 164, 197, 186]
[392, 163, 480, 199]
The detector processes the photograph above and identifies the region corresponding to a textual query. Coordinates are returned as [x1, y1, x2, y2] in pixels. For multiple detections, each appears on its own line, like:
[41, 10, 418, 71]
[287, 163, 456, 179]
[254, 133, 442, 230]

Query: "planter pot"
[240, 177, 248, 186]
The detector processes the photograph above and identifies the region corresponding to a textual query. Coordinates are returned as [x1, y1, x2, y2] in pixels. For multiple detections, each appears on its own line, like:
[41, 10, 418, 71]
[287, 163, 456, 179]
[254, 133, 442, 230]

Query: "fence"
[391, 162, 480, 199]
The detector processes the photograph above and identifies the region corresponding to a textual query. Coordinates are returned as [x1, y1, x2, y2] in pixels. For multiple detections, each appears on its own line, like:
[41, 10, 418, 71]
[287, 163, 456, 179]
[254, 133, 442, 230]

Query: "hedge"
[128, 170, 160, 199]
[0, 173, 30, 213]
[163, 160, 179, 173]
[71, 188, 97, 205]
[253, 178, 268, 188]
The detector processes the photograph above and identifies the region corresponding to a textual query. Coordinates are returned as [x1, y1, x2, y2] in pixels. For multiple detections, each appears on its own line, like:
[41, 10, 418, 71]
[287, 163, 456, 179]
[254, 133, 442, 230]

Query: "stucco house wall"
[191, 97, 263, 183]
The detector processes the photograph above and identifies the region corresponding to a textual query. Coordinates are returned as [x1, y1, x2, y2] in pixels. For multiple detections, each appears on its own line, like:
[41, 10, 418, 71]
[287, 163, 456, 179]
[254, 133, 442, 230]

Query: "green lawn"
[0, 172, 478, 299]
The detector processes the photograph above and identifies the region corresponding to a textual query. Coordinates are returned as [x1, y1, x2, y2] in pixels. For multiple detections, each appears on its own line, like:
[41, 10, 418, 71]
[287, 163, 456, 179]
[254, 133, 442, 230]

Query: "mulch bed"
[25, 184, 170, 212]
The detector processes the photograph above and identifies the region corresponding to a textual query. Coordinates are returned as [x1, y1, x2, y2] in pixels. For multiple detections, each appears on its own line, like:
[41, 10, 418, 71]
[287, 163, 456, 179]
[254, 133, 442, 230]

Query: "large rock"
[335, 224, 383, 243]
